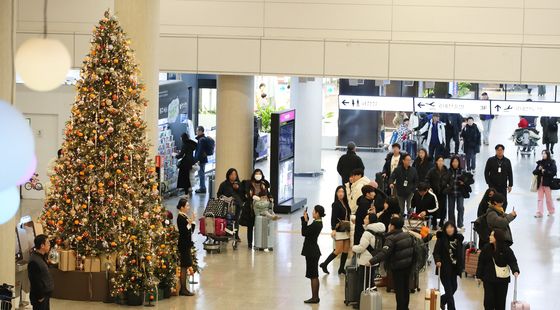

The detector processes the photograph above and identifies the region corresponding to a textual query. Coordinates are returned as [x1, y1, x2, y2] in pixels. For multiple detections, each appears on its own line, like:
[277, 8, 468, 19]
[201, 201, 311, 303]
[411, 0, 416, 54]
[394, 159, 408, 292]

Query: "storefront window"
[505, 84, 555, 101]
[479, 83, 506, 100]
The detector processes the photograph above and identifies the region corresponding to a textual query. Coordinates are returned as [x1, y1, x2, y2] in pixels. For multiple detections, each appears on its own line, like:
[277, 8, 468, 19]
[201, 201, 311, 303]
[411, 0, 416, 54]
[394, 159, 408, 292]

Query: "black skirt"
[179, 245, 193, 268]
[305, 256, 320, 279]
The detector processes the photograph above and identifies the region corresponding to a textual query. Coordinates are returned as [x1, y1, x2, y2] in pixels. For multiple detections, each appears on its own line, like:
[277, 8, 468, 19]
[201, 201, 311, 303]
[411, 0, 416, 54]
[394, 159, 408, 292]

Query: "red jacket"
[518, 118, 529, 128]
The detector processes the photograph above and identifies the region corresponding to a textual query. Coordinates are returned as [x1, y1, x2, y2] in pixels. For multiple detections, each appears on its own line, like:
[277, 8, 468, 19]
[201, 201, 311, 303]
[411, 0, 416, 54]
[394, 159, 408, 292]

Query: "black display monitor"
[270, 110, 306, 213]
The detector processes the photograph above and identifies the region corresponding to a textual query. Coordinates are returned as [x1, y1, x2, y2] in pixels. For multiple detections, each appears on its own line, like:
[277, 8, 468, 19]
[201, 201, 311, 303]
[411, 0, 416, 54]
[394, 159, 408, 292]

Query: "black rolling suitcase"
[344, 259, 360, 306]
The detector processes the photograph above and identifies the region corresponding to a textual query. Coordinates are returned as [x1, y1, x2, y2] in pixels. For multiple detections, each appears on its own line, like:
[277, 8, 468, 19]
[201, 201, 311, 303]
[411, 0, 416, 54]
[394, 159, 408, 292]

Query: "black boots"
[319, 252, 337, 274]
[338, 253, 348, 275]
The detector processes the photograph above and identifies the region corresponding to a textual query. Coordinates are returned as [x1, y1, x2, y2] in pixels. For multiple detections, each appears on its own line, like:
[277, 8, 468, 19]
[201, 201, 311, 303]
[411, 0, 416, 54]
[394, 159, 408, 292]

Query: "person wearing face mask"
[461, 116, 482, 174]
[177, 198, 196, 296]
[249, 169, 280, 220]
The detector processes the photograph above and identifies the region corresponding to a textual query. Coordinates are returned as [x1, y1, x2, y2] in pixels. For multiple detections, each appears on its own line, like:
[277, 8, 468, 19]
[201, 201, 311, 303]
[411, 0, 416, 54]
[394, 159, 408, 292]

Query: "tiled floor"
[19, 115, 560, 309]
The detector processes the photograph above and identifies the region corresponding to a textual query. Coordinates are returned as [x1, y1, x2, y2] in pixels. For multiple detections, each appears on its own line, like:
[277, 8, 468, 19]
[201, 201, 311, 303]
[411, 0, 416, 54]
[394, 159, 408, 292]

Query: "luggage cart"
[200, 198, 239, 253]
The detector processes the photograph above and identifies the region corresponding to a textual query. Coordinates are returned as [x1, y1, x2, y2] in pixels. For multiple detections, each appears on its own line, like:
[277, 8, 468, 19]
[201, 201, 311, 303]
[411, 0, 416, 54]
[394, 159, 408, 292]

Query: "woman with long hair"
[176, 198, 196, 296]
[478, 188, 496, 217]
[249, 169, 280, 220]
[447, 156, 469, 230]
[412, 148, 434, 182]
[426, 155, 450, 228]
[320, 186, 351, 275]
[477, 229, 520, 310]
[217, 168, 244, 241]
[301, 205, 326, 304]
[533, 149, 556, 217]
[433, 221, 464, 310]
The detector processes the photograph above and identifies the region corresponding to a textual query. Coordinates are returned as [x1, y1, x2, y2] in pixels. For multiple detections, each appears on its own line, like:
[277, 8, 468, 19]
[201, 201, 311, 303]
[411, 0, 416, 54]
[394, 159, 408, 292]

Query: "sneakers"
[195, 188, 206, 194]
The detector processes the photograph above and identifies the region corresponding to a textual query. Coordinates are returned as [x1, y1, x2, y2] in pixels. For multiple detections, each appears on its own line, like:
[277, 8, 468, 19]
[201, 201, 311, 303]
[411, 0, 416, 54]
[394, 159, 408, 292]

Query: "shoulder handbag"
[550, 178, 560, 190]
[530, 175, 538, 192]
[334, 204, 351, 232]
[493, 257, 511, 278]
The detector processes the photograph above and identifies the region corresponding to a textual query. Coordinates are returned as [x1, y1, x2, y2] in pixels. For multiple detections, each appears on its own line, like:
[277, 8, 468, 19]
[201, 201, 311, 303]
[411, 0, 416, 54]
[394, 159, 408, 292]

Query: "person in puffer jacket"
[369, 217, 415, 310]
[351, 213, 386, 308]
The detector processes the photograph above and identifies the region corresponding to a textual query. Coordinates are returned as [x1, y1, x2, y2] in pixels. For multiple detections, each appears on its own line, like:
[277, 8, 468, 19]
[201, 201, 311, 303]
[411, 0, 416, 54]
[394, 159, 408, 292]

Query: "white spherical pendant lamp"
[0, 187, 20, 225]
[0, 101, 36, 190]
[15, 37, 71, 91]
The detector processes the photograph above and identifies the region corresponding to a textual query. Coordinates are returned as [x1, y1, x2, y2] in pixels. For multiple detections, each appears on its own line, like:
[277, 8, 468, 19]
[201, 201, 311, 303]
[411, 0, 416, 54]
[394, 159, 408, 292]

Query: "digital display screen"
[278, 159, 294, 203]
[279, 121, 295, 161]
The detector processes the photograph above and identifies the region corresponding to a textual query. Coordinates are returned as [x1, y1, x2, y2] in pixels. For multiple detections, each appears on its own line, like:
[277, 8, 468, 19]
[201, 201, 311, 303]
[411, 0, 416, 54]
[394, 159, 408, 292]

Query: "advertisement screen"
[278, 159, 294, 203]
[279, 121, 295, 161]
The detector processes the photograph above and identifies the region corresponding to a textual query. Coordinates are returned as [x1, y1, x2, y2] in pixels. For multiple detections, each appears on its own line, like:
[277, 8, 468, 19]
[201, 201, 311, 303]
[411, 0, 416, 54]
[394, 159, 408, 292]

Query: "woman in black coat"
[176, 198, 195, 296]
[301, 205, 325, 304]
[413, 148, 434, 182]
[217, 168, 245, 241]
[176, 133, 197, 194]
[426, 155, 450, 227]
[478, 188, 496, 217]
[541, 116, 559, 153]
[320, 186, 351, 275]
[433, 222, 464, 310]
[477, 229, 520, 310]
[533, 149, 557, 217]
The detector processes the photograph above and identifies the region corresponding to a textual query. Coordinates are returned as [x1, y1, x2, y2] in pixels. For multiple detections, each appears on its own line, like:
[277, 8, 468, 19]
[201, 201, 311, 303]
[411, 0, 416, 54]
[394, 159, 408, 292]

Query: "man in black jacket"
[354, 185, 377, 246]
[28, 234, 54, 310]
[389, 154, 419, 216]
[370, 217, 414, 310]
[411, 182, 439, 228]
[484, 144, 513, 210]
[337, 141, 365, 185]
[461, 117, 482, 173]
[382, 144, 405, 181]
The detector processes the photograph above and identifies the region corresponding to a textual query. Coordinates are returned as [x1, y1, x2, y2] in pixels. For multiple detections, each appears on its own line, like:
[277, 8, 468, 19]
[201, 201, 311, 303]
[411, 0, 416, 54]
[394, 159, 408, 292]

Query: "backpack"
[473, 211, 490, 243]
[365, 229, 384, 256]
[410, 234, 428, 272]
[204, 136, 215, 156]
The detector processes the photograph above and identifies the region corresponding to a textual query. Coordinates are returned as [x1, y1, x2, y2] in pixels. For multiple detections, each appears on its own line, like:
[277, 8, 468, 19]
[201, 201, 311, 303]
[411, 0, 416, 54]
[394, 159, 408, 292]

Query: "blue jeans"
[465, 149, 476, 171]
[198, 163, 206, 190]
[447, 194, 464, 228]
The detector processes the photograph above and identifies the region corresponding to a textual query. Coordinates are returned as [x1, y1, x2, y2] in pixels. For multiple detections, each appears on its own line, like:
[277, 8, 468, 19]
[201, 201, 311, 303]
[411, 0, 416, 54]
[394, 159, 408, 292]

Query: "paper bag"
[84, 256, 101, 272]
[58, 250, 77, 271]
[99, 253, 117, 271]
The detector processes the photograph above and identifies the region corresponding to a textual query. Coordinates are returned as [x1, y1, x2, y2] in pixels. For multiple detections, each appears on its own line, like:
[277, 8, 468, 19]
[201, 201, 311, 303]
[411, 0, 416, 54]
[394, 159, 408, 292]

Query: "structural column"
[0, 0, 17, 286]
[216, 75, 255, 193]
[114, 0, 160, 157]
[291, 77, 323, 175]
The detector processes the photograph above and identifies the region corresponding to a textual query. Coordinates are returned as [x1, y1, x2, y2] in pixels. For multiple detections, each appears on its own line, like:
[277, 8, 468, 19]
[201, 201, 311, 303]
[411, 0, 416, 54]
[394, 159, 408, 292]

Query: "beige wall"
[15, 0, 560, 83]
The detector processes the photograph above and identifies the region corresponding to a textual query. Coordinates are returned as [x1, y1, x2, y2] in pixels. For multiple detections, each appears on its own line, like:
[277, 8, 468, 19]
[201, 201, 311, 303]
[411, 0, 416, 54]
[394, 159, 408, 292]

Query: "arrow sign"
[494, 105, 501, 112]
[341, 100, 348, 106]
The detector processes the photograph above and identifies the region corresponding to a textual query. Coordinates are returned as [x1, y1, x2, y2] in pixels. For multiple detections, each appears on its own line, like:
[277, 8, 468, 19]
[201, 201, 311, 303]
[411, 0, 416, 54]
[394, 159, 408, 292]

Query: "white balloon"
[0, 101, 35, 190]
[0, 187, 20, 225]
[15, 38, 71, 91]
[16, 154, 37, 186]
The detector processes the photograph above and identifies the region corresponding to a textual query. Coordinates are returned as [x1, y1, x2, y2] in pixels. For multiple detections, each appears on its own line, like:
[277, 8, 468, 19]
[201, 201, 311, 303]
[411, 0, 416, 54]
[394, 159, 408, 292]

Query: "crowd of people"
[324, 134, 526, 309]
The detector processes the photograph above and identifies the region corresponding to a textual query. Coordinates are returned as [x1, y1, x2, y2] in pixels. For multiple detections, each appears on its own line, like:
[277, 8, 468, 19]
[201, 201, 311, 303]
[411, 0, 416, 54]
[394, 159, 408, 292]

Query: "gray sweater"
[486, 207, 516, 244]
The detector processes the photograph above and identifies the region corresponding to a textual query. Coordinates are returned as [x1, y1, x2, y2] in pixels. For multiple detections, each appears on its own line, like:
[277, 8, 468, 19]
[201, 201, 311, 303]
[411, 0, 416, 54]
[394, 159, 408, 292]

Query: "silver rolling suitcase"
[360, 265, 382, 310]
[254, 215, 276, 251]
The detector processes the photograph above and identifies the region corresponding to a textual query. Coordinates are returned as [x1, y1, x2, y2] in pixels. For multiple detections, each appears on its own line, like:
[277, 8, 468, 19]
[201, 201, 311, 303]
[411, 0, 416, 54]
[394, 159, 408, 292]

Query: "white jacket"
[346, 176, 371, 214]
[352, 222, 386, 266]
[419, 120, 446, 146]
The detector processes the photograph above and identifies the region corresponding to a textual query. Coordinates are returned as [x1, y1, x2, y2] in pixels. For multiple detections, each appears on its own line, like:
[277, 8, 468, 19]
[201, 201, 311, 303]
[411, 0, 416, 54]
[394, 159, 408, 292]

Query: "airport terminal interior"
[3, 1, 560, 310]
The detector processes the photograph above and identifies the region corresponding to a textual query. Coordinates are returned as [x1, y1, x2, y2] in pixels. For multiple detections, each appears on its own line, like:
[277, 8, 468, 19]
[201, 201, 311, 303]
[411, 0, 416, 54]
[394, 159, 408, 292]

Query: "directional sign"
[338, 96, 414, 112]
[414, 98, 491, 115]
[490, 100, 560, 116]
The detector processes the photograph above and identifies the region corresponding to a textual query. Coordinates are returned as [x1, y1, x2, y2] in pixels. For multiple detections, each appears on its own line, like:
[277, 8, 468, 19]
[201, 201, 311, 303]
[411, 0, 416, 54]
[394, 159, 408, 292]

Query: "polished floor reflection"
[19, 116, 560, 309]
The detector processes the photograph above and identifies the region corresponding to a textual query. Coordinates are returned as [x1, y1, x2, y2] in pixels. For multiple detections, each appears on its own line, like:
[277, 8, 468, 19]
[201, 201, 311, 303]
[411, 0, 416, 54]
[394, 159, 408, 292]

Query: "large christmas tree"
[42, 10, 176, 296]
